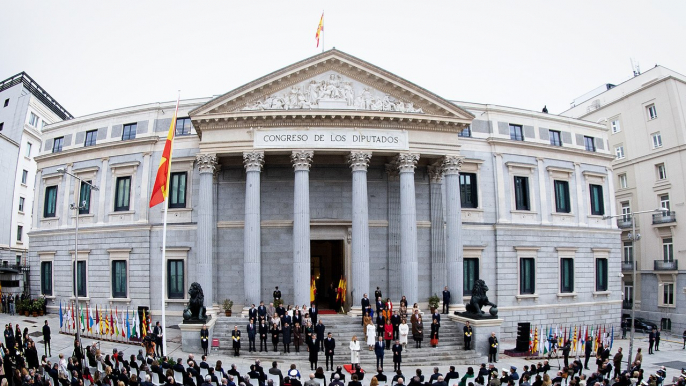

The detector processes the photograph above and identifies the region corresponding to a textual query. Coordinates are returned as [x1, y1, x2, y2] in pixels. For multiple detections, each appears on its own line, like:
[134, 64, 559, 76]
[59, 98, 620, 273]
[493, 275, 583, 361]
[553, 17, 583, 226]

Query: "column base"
[448, 314, 503, 358]
[348, 305, 363, 318]
[180, 315, 218, 353]
[449, 304, 466, 313]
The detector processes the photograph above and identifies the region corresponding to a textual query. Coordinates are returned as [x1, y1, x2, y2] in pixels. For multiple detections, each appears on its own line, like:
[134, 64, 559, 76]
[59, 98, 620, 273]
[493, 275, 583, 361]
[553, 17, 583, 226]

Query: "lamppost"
[57, 168, 99, 346]
[603, 207, 667, 369]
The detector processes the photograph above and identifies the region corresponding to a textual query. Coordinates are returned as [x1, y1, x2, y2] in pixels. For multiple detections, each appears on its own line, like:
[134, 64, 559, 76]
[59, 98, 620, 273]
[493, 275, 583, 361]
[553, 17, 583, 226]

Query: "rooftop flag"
[315, 12, 324, 48]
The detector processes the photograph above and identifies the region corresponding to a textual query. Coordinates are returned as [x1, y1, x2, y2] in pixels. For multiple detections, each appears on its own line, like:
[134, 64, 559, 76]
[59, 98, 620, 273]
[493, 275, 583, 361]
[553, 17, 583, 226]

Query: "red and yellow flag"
[149, 97, 180, 208]
[310, 277, 317, 302]
[315, 12, 324, 47]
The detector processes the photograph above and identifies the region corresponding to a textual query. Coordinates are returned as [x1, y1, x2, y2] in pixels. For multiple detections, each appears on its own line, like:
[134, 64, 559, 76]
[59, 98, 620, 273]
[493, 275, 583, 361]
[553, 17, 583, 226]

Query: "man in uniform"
[247, 319, 257, 352]
[562, 340, 571, 368]
[488, 332, 498, 363]
[231, 325, 241, 357]
[442, 287, 451, 314]
[392, 339, 402, 372]
[463, 321, 473, 350]
[374, 287, 382, 301]
[324, 332, 336, 371]
[273, 287, 282, 303]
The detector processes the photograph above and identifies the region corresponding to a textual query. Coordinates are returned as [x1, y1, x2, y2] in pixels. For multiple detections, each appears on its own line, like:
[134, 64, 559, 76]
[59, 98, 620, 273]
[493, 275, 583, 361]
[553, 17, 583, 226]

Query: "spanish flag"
[310, 277, 316, 302]
[315, 12, 324, 47]
[149, 97, 180, 208]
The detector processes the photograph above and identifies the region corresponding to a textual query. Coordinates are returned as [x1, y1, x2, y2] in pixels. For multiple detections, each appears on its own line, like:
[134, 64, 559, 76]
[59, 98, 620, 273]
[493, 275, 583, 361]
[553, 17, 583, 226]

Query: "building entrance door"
[310, 240, 344, 310]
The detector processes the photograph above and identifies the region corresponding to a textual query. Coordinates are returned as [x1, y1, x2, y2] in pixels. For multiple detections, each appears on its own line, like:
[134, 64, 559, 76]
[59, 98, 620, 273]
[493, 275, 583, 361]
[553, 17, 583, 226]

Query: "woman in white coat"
[398, 319, 409, 349]
[366, 322, 376, 350]
[349, 335, 361, 366]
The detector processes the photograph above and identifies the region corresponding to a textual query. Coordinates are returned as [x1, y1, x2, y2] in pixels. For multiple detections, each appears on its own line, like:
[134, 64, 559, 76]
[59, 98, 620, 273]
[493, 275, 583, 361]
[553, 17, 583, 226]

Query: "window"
[660, 194, 670, 211]
[662, 238, 673, 262]
[618, 174, 627, 189]
[40, 261, 52, 296]
[624, 285, 633, 303]
[661, 318, 671, 330]
[652, 132, 662, 148]
[584, 136, 596, 152]
[611, 120, 621, 133]
[596, 258, 608, 291]
[514, 176, 530, 211]
[458, 125, 471, 138]
[647, 104, 658, 120]
[589, 184, 604, 215]
[520, 258, 535, 294]
[554, 180, 571, 213]
[662, 283, 674, 306]
[459, 173, 478, 208]
[29, 112, 39, 127]
[73, 261, 87, 297]
[122, 123, 137, 140]
[615, 146, 625, 159]
[0, 122, 3, 131]
[549, 130, 562, 146]
[18, 197, 25, 212]
[167, 260, 184, 299]
[169, 172, 187, 209]
[463, 258, 479, 296]
[656, 163, 667, 180]
[623, 242, 633, 263]
[16, 226, 22, 242]
[21, 170, 28, 184]
[52, 137, 64, 153]
[25, 142, 32, 158]
[79, 180, 92, 215]
[111, 260, 127, 298]
[114, 176, 131, 211]
[44, 186, 58, 218]
[3, 98, 8, 107]
[509, 124, 524, 141]
[84, 130, 97, 147]
[175, 118, 193, 136]
[560, 258, 574, 293]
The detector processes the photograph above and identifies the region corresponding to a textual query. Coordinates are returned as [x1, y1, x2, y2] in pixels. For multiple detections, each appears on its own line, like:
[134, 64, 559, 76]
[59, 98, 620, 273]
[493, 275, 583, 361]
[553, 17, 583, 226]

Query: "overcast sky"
[1, 1, 684, 118]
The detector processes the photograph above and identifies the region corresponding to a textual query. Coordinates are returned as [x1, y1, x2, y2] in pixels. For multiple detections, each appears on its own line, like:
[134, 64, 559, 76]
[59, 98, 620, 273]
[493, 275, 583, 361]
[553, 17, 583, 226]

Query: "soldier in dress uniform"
[488, 332, 498, 363]
[374, 287, 382, 301]
[200, 324, 209, 356]
[273, 287, 282, 303]
[231, 325, 241, 357]
[463, 321, 473, 350]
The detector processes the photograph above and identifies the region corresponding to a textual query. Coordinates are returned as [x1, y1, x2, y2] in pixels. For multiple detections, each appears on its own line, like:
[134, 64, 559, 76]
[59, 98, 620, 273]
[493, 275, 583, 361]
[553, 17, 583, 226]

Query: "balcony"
[622, 300, 633, 310]
[617, 217, 634, 229]
[653, 211, 676, 225]
[654, 260, 678, 271]
[622, 261, 635, 271]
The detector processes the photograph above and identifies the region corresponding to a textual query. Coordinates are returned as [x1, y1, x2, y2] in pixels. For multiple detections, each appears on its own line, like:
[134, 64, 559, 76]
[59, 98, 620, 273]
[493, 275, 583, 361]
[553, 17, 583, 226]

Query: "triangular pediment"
[190, 49, 474, 123]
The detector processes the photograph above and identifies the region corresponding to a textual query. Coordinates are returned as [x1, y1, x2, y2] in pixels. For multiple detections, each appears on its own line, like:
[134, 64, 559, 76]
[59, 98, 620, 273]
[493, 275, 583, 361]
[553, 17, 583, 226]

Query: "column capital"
[442, 155, 464, 175]
[348, 151, 372, 172]
[385, 163, 399, 181]
[394, 153, 419, 173]
[243, 151, 265, 172]
[427, 162, 444, 183]
[291, 150, 314, 171]
[196, 153, 218, 174]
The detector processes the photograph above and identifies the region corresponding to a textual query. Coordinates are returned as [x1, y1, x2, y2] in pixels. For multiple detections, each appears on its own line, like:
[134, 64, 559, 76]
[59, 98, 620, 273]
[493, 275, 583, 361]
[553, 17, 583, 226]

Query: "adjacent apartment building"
[0, 72, 72, 294]
[563, 65, 686, 332]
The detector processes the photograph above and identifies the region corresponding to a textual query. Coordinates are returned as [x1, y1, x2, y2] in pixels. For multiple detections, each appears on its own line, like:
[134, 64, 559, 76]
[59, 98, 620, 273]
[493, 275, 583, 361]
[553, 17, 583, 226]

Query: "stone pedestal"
[449, 314, 503, 359]
[180, 316, 217, 354]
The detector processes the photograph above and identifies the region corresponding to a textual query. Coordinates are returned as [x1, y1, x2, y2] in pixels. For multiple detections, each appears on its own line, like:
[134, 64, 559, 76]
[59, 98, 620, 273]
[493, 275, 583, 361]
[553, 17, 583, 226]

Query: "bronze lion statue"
[183, 282, 207, 322]
[465, 279, 498, 317]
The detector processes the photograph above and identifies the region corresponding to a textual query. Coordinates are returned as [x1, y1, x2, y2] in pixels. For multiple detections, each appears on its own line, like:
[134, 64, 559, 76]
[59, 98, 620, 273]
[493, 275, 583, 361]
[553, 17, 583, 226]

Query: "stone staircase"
[212, 314, 486, 366]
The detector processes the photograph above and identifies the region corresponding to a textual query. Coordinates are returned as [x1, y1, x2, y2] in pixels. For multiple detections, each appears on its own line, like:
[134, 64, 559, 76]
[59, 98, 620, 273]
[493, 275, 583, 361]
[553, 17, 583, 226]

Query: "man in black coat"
[257, 302, 267, 322]
[488, 332, 499, 363]
[374, 337, 385, 371]
[307, 334, 319, 370]
[247, 320, 257, 352]
[273, 287, 282, 302]
[429, 368, 442, 384]
[442, 287, 451, 314]
[374, 288, 382, 301]
[392, 340, 402, 372]
[584, 339, 593, 370]
[324, 332, 336, 371]
[330, 367, 346, 382]
[655, 328, 661, 351]
[648, 329, 655, 354]
[444, 366, 460, 384]
[173, 358, 186, 374]
[42, 320, 51, 356]
[464, 321, 473, 350]
[309, 304, 318, 326]
[315, 320, 326, 350]
[259, 320, 269, 352]
[249, 305, 258, 323]
[361, 294, 371, 325]
[562, 340, 571, 368]
[391, 311, 401, 340]
[232, 326, 241, 357]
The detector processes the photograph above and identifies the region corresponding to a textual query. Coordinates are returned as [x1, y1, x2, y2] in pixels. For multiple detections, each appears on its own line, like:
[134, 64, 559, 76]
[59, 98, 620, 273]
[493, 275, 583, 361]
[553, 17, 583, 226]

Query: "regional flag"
[80, 304, 85, 331]
[121, 308, 126, 337]
[315, 12, 324, 47]
[110, 309, 115, 336]
[132, 310, 138, 338]
[126, 308, 131, 338]
[341, 277, 346, 303]
[142, 308, 148, 337]
[149, 97, 180, 208]
[59, 301, 63, 328]
[114, 307, 119, 337]
[310, 277, 316, 302]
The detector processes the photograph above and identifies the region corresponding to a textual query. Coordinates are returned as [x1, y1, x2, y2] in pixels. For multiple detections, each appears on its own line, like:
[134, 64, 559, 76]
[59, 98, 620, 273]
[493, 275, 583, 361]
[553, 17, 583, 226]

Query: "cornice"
[486, 137, 615, 161]
[34, 137, 159, 164]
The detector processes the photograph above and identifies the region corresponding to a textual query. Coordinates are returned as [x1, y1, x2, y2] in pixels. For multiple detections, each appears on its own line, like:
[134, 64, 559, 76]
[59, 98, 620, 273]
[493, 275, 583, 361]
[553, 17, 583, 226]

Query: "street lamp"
[603, 207, 668, 369]
[57, 168, 99, 348]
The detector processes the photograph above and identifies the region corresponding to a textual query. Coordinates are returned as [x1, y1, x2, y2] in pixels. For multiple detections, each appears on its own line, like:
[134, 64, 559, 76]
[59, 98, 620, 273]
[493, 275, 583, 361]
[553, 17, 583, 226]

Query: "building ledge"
[557, 292, 577, 299]
[592, 291, 611, 297]
[515, 294, 538, 302]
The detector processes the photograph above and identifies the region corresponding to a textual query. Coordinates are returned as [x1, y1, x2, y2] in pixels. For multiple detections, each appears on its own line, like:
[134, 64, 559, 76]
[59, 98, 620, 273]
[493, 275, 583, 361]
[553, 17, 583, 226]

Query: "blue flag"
[610, 325, 614, 349]
[59, 301, 63, 328]
[126, 308, 131, 338]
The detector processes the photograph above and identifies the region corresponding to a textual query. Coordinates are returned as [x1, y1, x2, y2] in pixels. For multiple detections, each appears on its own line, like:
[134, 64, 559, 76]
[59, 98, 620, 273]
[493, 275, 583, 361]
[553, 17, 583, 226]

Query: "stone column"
[243, 151, 264, 307]
[428, 162, 446, 296]
[292, 151, 313, 306]
[349, 152, 371, 313]
[443, 155, 465, 310]
[196, 154, 218, 306]
[396, 153, 419, 304]
[386, 164, 401, 300]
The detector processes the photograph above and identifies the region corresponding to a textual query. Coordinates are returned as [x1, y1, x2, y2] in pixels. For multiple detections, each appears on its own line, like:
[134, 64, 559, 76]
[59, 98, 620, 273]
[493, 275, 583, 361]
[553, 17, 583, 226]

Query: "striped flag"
[315, 12, 324, 47]
[149, 97, 180, 208]
[610, 325, 614, 349]
[126, 309, 131, 338]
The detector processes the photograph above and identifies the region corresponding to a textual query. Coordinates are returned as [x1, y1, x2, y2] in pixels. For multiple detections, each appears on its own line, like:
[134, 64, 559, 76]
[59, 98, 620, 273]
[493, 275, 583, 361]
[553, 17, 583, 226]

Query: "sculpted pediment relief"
[242, 70, 426, 114]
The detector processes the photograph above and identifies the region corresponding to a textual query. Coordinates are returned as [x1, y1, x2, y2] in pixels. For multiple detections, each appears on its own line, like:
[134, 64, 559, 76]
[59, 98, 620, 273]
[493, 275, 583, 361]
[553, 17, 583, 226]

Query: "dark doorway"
[310, 240, 344, 310]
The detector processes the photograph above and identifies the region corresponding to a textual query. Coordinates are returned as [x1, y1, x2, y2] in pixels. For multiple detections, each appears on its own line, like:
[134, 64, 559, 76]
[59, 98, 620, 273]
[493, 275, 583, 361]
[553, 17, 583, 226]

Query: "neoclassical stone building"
[29, 50, 621, 337]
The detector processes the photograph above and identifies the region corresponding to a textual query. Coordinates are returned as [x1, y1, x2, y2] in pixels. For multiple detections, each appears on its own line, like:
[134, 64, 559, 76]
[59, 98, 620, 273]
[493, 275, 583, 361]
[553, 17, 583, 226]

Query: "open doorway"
[310, 240, 344, 310]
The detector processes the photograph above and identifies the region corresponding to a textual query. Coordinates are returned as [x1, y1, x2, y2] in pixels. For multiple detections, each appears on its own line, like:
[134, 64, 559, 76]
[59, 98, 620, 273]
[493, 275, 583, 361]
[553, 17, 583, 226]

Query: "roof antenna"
[630, 58, 641, 77]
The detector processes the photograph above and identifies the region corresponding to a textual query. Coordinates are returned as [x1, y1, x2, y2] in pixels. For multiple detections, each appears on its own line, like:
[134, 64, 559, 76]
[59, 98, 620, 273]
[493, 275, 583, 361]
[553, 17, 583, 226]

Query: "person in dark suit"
[361, 295, 371, 325]
[376, 298, 384, 315]
[442, 287, 451, 314]
[42, 320, 51, 357]
[433, 376, 448, 386]
[273, 287, 282, 302]
[488, 332, 498, 363]
[375, 336, 385, 370]
[269, 362, 284, 386]
[307, 333, 319, 370]
[445, 366, 460, 385]
[309, 305, 318, 326]
[315, 320, 326, 351]
[258, 302, 268, 322]
[173, 358, 186, 374]
[376, 370, 388, 383]
[249, 305, 258, 323]
[648, 329, 655, 354]
[348, 374, 362, 386]
[232, 326, 241, 357]
[330, 367, 346, 383]
[200, 356, 210, 369]
[392, 340, 402, 372]
[432, 311, 441, 327]
[153, 322, 164, 357]
[429, 368, 443, 384]
[374, 288, 382, 301]
[200, 325, 210, 356]
[463, 322, 473, 350]
[391, 311, 401, 340]
[584, 339, 592, 370]
[324, 332, 336, 371]
[283, 323, 292, 353]
[247, 320, 257, 352]
[655, 328, 661, 351]
[258, 320, 269, 352]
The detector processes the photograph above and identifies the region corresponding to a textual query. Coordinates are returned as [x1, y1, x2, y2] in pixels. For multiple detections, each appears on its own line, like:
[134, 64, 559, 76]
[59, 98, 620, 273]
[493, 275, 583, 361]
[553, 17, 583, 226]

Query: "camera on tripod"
[547, 337, 558, 349]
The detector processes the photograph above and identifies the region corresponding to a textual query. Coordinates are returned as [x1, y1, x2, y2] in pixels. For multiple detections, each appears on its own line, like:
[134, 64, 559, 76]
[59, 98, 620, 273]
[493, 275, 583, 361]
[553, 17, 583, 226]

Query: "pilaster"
[196, 153, 218, 306]
[292, 150, 314, 306]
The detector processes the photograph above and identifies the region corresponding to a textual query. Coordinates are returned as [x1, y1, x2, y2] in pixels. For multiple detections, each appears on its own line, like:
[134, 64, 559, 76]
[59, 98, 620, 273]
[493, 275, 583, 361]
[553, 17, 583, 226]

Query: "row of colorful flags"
[59, 301, 149, 339]
[528, 324, 615, 356]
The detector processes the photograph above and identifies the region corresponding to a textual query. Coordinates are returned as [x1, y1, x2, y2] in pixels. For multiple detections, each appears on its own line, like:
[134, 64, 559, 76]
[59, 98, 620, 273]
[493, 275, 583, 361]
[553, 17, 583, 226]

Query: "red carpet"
[319, 309, 339, 315]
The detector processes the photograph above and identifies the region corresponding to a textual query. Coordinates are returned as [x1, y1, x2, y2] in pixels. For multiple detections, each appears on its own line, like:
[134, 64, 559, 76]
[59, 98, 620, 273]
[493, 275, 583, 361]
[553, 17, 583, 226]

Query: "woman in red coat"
[384, 320, 393, 349]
